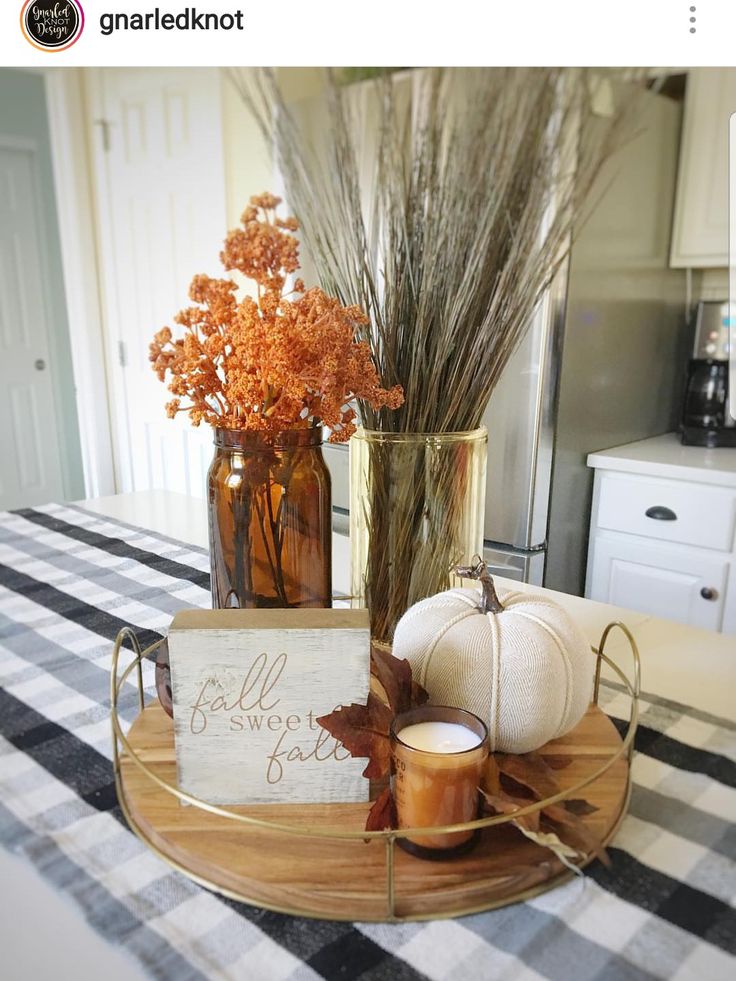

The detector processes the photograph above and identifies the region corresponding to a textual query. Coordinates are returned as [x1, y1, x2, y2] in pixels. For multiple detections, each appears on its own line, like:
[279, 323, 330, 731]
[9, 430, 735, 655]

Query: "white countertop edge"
[587, 433, 736, 488]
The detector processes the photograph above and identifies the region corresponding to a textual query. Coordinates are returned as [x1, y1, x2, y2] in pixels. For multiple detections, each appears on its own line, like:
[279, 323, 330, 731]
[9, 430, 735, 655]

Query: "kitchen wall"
[219, 69, 328, 304]
[220, 71, 272, 229]
[220, 69, 326, 229]
[545, 88, 690, 595]
[697, 268, 729, 301]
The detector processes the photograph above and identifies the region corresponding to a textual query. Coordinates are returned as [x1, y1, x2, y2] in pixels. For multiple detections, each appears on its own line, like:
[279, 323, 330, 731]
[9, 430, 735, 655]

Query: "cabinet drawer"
[596, 473, 736, 551]
[587, 533, 728, 631]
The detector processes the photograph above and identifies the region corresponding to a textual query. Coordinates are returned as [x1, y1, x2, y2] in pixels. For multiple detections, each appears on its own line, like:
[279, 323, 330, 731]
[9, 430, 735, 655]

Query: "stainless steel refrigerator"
[325, 84, 690, 597]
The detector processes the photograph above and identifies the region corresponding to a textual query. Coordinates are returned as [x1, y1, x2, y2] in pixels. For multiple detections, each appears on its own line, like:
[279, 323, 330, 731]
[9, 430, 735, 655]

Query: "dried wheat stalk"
[232, 67, 642, 431]
[229, 68, 646, 637]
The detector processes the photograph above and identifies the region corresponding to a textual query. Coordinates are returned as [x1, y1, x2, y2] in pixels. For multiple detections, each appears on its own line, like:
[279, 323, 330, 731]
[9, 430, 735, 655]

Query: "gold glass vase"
[350, 427, 487, 642]
[208, 427, 332, 609]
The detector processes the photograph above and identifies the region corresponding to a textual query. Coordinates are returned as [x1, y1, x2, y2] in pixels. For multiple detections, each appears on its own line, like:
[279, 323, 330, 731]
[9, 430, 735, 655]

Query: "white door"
[0, 140, 65, 510]
[89, 68, 227, 497]
[587, 533, 728, 631]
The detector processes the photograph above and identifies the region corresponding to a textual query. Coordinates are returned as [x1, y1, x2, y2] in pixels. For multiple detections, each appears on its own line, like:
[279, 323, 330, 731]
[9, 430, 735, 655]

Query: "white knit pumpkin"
[392, 575, 595, 754]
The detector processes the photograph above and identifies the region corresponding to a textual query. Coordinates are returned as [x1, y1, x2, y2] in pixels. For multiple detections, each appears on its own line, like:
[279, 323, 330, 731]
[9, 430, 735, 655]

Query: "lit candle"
[390, 706, 489, 859]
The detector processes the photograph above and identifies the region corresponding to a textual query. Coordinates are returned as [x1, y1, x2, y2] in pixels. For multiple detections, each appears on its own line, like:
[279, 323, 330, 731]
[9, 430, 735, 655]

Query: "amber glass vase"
[207, 427, 332, 609]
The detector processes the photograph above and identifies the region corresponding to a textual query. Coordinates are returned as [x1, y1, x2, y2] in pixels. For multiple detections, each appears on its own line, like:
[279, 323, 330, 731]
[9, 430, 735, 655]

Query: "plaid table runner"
[1, 502, 734, 981]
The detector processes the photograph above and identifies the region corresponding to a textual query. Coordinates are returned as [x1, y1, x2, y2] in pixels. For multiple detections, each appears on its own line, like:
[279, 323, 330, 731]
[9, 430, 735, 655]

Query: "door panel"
[0, 143, 64, 509]
[587, 532, 727, 631]
[90, 68, 227, 495]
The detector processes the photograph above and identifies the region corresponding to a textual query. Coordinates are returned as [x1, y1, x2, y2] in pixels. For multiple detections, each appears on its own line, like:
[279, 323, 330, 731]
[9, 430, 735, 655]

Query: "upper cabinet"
[670, 69, 736, 268]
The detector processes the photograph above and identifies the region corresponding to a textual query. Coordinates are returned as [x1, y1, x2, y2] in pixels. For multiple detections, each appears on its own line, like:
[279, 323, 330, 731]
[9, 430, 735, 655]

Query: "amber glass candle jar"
[390, 705, 489, 860]
[207, 427, 332, 609]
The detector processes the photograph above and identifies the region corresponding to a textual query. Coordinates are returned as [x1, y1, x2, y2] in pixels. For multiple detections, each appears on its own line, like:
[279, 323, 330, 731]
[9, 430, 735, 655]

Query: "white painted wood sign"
[168, 609, 371, 805]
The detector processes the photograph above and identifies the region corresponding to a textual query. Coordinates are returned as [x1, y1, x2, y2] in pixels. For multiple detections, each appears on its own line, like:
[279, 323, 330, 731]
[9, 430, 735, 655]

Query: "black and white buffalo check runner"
[0, 502, 734, 980]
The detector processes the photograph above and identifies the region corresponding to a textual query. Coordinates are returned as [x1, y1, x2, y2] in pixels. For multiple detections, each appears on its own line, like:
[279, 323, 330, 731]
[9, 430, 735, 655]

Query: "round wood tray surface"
[118, 702, 629, 921]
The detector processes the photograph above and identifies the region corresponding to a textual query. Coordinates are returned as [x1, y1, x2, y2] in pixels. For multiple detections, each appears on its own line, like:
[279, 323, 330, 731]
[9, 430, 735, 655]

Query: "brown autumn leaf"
[496, 751, 561, 799]
[484, 754, 502, 796]
[563, 799, 600, 817]
[514, 826, 583, 868]
[541, 802, 611, 868]
[481, 751, 608, 867]
[371, 643, 429, 715]
[481, 756, 541, 833]
[365, 786, 396, 832]
[316, 692, 393, 780]
[316, 646, 428, 790]
[479, 787, 541, 834]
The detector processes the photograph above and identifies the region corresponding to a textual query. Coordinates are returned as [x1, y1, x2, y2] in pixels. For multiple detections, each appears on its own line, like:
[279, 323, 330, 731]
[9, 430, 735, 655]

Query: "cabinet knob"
[645, 505, 677, 521]
[700, 587, 718, 601]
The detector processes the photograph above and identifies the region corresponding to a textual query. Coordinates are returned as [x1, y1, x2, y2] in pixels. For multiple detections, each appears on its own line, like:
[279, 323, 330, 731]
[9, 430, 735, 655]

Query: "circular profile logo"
[21, 1, 84, 52]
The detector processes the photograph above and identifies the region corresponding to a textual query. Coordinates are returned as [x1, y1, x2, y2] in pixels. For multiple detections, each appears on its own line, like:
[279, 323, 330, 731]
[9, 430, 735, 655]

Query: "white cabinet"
[587, 532, 728, 631]
[595, 471, 736, 551]
[670, 69, 736, 268]
[586, 436, 736, 634]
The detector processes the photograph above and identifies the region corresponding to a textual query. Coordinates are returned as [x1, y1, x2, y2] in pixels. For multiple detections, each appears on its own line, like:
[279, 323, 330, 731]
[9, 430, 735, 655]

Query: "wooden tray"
[116, 702, 631, 921]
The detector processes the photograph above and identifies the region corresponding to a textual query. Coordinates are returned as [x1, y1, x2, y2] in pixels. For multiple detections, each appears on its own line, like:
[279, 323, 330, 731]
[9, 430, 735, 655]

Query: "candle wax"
[397, 721, 482, 754]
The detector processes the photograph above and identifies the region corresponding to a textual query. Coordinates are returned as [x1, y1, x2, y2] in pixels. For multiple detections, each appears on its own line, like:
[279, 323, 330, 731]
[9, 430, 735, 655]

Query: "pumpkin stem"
[456, 556, 505, 615]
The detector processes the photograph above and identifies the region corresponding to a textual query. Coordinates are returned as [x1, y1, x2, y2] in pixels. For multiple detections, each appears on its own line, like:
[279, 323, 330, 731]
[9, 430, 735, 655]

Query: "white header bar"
[2, 1, 736, 69]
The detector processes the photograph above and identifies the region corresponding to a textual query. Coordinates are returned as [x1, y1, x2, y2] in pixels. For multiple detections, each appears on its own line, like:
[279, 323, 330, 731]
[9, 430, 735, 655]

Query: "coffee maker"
[681, 301, 736, 447]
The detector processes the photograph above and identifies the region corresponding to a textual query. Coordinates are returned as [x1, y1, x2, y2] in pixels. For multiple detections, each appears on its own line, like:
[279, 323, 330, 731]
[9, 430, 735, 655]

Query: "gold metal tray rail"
[110, 622, 640, 921]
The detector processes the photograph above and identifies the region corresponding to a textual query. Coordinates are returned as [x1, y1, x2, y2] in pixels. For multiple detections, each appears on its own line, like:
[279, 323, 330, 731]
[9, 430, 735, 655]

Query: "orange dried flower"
[150, 194, 403, 440]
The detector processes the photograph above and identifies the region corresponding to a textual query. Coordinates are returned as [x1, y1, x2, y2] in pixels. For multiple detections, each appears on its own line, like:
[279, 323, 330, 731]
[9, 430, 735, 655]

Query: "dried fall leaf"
[563, 799, 600, 817]
[371, 644, 428, 715]
[365, 787, 396, 832]
[542, 755, 573, 770]
[316, 646, 428, 804]
[542, 802, 611, 868]
[481, 750, 608, 868]
[479, 787, 541, 834]
[483, 755, 502, 796]
[514, 826, 582, 873]
[316, 692, 393, 780]
[496, 751, 561, 799]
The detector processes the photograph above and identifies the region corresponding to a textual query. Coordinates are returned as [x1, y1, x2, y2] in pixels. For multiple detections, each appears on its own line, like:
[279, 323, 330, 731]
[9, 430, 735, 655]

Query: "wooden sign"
[167, 608, 370, 805]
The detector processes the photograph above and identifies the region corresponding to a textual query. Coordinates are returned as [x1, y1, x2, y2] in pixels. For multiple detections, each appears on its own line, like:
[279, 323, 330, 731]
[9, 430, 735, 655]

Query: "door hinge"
[94, 118, 113, 153]
[118, 340, 127, 368]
